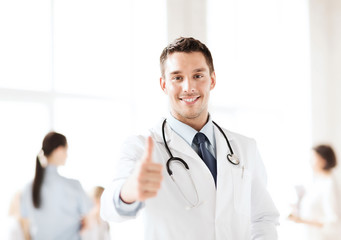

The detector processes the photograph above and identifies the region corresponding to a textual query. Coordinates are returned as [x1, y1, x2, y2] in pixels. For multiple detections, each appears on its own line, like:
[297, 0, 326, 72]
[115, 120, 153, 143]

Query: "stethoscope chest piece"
[227, 154, 240, 165]
[162, 118, 241, 209]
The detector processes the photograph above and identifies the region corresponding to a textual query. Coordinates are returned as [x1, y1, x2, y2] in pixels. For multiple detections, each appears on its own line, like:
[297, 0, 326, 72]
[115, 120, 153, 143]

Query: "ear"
[210, 71, 216, 90]
[160, 77, 168, 94]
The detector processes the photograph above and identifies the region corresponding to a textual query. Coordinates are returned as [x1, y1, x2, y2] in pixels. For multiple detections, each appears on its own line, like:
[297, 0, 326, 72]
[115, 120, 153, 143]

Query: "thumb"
[143, 136, 154, 163]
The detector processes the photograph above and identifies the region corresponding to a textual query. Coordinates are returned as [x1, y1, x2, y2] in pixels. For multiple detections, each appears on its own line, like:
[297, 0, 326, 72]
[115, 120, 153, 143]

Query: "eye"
[194, 74, 204, 79]
[172, 76, 183, 81]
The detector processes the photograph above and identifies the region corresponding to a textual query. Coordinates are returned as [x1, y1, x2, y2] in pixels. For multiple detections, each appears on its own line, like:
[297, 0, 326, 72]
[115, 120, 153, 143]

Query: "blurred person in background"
[20, 132, 92, 240]
[81, 186, 111, 240]
[289, 144, 341, 240]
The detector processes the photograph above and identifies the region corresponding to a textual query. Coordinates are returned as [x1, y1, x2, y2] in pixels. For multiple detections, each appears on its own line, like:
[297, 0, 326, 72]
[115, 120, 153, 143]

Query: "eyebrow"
[193, 68, 207, 73]
[170, 70, 182, 75]
[169, 68, 207, 75]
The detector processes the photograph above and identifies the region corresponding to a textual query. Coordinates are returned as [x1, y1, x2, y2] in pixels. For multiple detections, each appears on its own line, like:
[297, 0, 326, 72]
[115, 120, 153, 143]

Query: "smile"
[180, 96, 200, 104]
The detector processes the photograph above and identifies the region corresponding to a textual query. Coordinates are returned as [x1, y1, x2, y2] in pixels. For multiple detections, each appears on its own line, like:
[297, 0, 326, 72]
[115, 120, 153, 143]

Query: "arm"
[250, 141, 280, 240]
[19, 218, 31, 240]
[100, 136, 163, 222]
[18, 189, 31, 240]
[288, 214, 323, 227]
[288, 177, 339, 228]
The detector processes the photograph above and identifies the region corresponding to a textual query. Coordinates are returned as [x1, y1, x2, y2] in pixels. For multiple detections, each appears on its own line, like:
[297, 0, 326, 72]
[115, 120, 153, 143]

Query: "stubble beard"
[172, 103, 208, 123]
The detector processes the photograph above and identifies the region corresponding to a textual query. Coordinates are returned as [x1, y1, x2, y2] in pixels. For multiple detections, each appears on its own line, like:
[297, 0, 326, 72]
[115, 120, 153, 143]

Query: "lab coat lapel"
[168, 128, 202, 163]
[153, 119, 199, 162]
[215, 126, 233, 185]
[214, 125, 234, 215]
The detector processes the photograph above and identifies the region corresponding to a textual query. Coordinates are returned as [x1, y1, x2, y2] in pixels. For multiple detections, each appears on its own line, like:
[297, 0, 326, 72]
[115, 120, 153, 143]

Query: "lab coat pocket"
[232, 167, 252, 216]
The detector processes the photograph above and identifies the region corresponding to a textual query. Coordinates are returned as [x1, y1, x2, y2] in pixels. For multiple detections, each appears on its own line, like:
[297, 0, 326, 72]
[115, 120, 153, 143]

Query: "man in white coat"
[101, 37, 279, 239]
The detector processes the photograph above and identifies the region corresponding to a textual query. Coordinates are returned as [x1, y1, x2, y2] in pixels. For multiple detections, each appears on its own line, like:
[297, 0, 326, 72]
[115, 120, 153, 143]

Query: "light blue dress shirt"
[167, 113, 216, 158]
[21, 165, 92, 240]
[114, 113, 216, 216]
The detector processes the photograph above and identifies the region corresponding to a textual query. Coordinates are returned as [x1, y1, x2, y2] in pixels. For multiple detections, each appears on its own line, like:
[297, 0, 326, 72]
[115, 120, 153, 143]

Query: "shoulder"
[22, 181, 33, 191]
[322, 175, 338, 192]
[121, 118, 165, 154]
[21, 181, 34, 195]
[218, 126, 257, 147]
[217, 125, 266, 172]
[120, 134, 148, 159]
[122, 134, 146, 148]
[21, 182, 33, 201]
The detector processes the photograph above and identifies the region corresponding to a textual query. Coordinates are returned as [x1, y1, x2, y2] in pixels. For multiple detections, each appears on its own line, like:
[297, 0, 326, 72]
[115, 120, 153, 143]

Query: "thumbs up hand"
[120, 136, 163, 203]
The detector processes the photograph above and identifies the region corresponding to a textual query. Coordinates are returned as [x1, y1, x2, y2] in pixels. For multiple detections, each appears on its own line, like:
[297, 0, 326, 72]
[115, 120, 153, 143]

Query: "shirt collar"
[45, 164, 58, 173]
[167, 113, 215, 147]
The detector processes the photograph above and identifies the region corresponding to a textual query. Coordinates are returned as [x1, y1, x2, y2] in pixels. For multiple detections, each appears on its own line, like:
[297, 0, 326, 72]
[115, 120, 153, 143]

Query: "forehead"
[164, 52, 209, 74]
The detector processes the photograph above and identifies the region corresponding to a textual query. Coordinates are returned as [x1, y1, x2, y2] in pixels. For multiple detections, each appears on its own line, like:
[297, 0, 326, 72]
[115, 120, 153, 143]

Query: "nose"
[182, 77, 195, 93]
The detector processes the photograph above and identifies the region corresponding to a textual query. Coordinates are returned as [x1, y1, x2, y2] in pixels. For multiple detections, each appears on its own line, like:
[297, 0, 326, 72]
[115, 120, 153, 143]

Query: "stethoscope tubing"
[161, 118, 240, 209]
[162, 119, 239, 174]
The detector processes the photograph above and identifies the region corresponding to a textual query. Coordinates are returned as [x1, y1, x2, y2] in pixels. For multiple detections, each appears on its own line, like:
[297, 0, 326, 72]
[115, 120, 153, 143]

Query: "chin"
[172, 106, 206, 120]
[179, 111, 202, 120]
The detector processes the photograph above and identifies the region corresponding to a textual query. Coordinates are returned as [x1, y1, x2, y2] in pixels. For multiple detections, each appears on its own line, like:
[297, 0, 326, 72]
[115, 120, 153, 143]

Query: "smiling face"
[160, 51, 216, 130]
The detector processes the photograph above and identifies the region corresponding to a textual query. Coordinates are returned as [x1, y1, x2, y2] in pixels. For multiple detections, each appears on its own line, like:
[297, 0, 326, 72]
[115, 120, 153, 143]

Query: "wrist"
[119, 192, 136, 204]
[120, 179, 137, 204]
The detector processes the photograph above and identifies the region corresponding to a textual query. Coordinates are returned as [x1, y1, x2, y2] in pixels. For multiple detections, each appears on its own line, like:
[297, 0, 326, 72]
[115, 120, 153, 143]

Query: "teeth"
[183, 98, 197, 102]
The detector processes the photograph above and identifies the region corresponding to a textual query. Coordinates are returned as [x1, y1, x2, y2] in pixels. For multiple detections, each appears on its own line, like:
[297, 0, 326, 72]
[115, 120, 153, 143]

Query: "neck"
[315, 168, 332, 176]
[171, 111, 209, 131]
[47, 157, 61, 167]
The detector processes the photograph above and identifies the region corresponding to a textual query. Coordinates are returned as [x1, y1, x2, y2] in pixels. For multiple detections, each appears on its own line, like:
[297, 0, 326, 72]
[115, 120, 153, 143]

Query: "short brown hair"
[160, 37, 215, 78]
[313, 144, 337, 171]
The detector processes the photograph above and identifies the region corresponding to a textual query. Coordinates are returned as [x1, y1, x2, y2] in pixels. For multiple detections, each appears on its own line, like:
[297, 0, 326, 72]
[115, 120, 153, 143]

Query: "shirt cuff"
[113, 184, 143, 217]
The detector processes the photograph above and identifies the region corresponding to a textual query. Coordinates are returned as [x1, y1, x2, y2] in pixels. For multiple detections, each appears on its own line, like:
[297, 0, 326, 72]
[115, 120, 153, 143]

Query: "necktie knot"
[193, 132, 207, 145]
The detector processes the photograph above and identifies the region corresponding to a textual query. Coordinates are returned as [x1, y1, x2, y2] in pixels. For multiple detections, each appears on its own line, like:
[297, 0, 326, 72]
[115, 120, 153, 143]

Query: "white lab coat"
[101, 118, 279, 240]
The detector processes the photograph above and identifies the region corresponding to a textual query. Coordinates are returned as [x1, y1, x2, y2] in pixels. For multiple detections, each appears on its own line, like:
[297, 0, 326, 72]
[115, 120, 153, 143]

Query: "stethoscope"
[161, 119, 240, 209]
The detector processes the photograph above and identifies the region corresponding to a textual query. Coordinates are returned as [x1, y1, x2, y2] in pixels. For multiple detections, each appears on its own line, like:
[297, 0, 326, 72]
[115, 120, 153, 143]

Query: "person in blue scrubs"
[21, 132, 92, 240]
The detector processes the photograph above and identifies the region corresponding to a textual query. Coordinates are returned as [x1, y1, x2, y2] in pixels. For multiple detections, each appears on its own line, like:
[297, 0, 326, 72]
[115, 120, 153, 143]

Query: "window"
[0, 0, 166, 239]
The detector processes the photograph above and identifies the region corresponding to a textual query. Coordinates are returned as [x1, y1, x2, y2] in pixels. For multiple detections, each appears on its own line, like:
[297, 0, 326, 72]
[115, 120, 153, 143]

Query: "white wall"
[166, 0, 207, 43]
[310, 0, 341, 178]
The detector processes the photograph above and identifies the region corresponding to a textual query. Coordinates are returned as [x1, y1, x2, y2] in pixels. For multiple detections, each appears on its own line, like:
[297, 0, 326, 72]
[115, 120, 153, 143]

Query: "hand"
[80, 215, 91, 233]
[120, 136, 163, 203]
[288, 213, 302, 223]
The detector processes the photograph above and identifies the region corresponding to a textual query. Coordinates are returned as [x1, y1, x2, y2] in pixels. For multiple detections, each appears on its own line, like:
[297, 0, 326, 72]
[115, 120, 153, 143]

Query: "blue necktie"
[193, 132, 217, 185]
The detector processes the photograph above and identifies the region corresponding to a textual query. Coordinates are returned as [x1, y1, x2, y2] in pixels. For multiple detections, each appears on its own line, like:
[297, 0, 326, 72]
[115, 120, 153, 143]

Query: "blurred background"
[0, 0, 340, 239]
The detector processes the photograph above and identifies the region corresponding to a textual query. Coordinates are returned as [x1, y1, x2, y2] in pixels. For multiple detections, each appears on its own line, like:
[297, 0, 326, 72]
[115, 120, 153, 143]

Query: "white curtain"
[207, 0, 311, 239]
